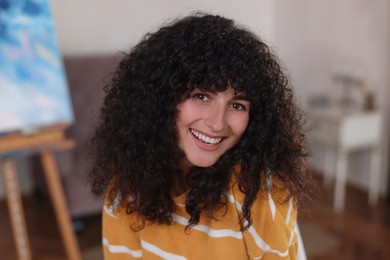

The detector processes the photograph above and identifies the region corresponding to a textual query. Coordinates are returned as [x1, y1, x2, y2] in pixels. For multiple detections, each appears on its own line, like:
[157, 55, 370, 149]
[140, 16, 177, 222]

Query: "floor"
[301, 177, 390, 260]
[0, 174, 389, 260]
[0, 194, 102, 260]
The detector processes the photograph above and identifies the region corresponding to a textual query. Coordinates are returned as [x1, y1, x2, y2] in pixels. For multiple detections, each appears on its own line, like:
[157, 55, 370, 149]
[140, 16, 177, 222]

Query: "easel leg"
[1, 159, 32, 260]
[40, 151, 82, 260]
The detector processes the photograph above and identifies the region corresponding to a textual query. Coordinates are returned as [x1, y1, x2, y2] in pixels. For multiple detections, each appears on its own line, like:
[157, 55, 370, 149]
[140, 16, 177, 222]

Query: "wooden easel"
[0, 127, 82, 260]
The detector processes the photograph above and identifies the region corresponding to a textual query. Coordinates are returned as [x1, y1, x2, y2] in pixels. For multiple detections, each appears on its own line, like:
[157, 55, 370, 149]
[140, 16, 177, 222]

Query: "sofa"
[51, 55, 120, 217]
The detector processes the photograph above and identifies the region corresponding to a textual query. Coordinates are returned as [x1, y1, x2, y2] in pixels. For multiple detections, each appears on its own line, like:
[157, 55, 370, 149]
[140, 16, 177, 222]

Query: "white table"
[307, 107, 382, 212]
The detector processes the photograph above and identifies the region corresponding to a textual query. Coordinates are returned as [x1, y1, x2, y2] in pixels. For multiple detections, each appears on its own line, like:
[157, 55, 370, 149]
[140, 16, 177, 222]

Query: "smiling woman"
[88, 13, 315, 259]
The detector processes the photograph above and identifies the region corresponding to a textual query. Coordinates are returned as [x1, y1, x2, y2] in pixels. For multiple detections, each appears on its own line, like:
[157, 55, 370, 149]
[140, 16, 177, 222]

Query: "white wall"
[50, 0, 275, 56]
[273, 0, 390, 194]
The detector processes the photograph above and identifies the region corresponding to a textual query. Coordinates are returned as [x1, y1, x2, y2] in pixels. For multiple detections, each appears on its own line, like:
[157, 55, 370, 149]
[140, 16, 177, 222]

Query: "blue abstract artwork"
[0, 0, 73, 134]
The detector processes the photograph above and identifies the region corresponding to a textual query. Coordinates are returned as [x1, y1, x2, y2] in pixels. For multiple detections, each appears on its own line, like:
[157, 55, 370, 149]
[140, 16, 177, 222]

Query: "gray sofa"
[56, 55, 120, 217]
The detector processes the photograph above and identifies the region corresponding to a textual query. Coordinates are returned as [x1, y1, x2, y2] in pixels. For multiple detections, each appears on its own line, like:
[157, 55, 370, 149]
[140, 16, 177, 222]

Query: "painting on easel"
[0, 0, 74, 134]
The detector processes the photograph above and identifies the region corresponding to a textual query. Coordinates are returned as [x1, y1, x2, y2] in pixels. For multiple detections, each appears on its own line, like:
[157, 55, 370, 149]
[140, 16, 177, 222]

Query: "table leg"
[334, 149, 348, 212]
[323, 146, 335, 187]
[1, 158, 32, 260]
[368, 146, 382, 205]
[40, 151, 82, 260]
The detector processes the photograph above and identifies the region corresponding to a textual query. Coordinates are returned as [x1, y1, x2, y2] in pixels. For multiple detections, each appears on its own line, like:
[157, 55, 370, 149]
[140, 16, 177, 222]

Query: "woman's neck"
[172, 159, 192, 196]
[172, 178, 188, 197]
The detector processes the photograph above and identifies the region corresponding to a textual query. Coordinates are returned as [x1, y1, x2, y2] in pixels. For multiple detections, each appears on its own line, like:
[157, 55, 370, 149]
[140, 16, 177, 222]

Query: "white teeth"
[190, 129, 222, 145]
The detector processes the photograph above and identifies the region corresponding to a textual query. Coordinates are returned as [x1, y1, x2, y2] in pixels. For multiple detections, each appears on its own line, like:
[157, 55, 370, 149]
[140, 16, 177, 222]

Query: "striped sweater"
[102, 177, 299, 259]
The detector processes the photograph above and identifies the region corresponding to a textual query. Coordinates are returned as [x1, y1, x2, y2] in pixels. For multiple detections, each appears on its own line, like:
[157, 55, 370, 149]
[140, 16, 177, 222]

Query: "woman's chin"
[187, 156, 220, 168]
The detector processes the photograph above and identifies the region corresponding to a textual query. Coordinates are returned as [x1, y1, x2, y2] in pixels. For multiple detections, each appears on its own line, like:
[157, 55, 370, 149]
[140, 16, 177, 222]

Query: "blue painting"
[0, 0, 73, 134]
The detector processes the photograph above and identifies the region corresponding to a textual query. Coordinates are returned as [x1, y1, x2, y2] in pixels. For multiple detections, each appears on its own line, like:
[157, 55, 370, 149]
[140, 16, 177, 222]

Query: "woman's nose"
[204, 106, 226, 132]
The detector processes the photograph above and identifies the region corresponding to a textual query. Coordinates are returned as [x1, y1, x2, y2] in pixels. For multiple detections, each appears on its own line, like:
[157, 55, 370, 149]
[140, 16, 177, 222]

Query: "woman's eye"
[231, 103, 246, 111]
[193, 93, 209, 101]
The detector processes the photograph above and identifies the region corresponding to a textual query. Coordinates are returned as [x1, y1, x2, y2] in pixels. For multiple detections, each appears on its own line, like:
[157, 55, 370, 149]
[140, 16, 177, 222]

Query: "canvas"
[0, 0, 73, 134]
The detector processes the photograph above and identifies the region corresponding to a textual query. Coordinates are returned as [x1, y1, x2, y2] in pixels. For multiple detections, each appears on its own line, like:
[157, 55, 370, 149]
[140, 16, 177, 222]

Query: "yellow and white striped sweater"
[102, 177, 299, 259]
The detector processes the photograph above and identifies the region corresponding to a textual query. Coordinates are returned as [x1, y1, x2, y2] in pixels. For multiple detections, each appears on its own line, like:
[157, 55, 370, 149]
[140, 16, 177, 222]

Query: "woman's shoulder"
[230, 172, 296, 223]
[229, 171, 299, 258]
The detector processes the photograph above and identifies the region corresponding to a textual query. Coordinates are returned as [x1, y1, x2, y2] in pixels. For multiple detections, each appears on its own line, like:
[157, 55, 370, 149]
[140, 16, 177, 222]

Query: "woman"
[89, 13, 314, 259]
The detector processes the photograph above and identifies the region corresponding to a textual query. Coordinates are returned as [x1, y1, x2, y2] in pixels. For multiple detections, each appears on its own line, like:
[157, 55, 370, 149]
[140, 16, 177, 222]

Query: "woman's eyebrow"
[203, 88, 250, 101]
[233, 95, 250, 101]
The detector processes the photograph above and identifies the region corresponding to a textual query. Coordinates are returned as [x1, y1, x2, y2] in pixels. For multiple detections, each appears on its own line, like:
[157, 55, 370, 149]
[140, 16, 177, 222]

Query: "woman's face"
[176, 86, 250, 170]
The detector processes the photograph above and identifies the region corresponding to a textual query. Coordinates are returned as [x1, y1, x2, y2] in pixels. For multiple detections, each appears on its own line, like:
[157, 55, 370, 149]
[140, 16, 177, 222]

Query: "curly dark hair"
[89, 13, 313, 230]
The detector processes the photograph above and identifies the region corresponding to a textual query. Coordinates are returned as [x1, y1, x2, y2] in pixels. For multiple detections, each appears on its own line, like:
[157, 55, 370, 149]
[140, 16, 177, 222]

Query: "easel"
[0, 127, 82, 260]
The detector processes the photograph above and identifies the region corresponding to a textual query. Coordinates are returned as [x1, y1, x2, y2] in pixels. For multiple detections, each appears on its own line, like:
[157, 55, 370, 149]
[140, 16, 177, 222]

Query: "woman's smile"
[190, 128, 224, 151]
[190, 128, 223, 145]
